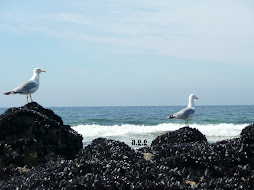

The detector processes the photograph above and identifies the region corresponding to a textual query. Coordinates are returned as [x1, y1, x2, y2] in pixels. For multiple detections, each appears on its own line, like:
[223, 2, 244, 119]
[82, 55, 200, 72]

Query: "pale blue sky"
[0, 0, 254, 107]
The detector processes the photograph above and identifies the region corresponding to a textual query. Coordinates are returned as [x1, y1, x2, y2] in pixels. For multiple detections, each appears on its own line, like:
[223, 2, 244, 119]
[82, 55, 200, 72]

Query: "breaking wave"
[72, 123, 249, 146]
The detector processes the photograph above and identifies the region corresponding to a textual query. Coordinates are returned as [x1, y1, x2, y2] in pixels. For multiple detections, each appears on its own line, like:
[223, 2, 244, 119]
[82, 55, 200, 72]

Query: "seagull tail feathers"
[167, 115, 175, 119]
[4, 91, 15, 95]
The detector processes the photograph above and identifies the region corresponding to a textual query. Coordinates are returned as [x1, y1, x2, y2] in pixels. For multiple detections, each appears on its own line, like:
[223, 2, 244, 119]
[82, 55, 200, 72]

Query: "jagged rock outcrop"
[0, 102, 83, 180]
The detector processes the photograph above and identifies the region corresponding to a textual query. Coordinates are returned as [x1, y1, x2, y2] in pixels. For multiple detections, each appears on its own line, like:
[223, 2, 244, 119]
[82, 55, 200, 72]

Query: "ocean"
[0, 105, 253, 148]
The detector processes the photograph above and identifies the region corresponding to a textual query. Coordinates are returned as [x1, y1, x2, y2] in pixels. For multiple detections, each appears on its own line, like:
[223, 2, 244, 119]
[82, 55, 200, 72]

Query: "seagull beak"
[41, 70, 46, 72]
[196, 97, 198, 99]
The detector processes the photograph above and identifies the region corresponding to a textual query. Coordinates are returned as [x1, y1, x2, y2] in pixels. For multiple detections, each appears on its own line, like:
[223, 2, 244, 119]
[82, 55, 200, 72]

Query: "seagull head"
[34, 68, 46, 74]
[189, 94, 198, 100]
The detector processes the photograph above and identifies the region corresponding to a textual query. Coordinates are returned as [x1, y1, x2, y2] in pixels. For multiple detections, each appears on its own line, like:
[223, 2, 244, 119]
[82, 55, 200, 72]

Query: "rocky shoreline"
[0, 103, 254, 189]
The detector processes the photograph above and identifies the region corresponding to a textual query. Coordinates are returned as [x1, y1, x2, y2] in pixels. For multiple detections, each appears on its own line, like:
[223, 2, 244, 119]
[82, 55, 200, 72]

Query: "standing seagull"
[4, 68, 46, 103]
[167, 94, 198, 126]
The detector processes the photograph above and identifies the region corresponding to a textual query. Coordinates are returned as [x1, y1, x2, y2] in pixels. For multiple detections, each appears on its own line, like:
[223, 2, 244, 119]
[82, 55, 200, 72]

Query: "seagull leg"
[186, 120, 189, 127]
[26, 95, 29, 103]
[30, 94, 33, 102]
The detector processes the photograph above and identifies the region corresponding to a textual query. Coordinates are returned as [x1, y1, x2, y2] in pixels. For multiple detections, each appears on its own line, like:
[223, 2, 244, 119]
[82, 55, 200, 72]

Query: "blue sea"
[1, 106, 253, 148]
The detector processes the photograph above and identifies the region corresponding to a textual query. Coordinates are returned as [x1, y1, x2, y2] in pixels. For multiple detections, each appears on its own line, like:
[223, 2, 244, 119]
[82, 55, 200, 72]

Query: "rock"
[184, 180, 198, 188]
[151, 127, 207, 147]
[149, 127, 208, 164]
[77, 138, 143, 163]
[143, 153, 154, 160]
[240, 123, 254, 144]
[0, 102, 83, 180]
[0, 140, 187, 189]
[1, 123, 254, 189]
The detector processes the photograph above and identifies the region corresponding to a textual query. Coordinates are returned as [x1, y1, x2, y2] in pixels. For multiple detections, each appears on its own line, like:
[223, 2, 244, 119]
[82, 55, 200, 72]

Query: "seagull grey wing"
[14, 81, 37, 94]
[173, 107, 195, 119]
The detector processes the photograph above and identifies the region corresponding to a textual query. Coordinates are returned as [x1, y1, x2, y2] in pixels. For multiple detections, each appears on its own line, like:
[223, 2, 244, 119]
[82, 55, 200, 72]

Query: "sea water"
[0, 106, 253, 148]
[52, 106, 253, 147]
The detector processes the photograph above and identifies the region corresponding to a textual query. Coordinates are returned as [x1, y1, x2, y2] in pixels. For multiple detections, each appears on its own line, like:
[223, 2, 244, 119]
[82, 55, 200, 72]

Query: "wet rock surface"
[0, 105, 254, 189]
[0, 102, 83, 181]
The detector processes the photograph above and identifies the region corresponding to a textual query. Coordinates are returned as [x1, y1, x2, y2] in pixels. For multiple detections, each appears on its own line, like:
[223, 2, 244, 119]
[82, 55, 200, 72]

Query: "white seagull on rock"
[4, 68, 46, 103]
[167, 94, 198, 126]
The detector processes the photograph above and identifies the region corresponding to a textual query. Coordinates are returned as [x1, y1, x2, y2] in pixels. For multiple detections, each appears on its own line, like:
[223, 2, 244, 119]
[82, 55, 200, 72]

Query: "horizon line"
[1, 104, 254, 109]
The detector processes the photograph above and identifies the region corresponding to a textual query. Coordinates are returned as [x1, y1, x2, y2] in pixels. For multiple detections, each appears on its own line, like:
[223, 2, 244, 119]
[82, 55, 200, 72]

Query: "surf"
[72, 123, 249, 147]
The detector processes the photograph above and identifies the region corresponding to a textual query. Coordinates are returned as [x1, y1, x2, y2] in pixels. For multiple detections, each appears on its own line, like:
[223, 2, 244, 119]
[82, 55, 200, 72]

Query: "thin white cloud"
[1, 0, 254, 66]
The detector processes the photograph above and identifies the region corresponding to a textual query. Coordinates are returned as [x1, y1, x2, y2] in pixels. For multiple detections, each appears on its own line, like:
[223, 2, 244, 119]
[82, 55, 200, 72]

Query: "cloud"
[1, 0, 254, 66]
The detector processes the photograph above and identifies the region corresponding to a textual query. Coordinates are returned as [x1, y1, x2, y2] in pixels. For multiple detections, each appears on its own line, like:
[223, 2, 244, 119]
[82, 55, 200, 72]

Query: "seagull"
[167, 94, 198, 126]
[4, 68, 46, 103]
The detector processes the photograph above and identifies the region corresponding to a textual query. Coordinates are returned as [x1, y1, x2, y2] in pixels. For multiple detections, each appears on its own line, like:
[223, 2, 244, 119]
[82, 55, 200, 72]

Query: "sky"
[0, 0, 254, 107]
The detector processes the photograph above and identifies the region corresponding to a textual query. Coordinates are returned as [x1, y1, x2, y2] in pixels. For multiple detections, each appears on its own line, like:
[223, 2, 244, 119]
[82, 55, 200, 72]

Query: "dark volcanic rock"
[1, 122, 254, 189]
[151, 127, 207, 146]
[0, 102, 83, 180]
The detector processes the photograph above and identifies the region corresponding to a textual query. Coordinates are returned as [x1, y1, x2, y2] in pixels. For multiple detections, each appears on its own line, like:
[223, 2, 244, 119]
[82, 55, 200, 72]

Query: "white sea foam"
[72, 123, 249, 146]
